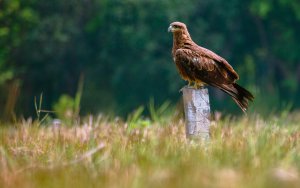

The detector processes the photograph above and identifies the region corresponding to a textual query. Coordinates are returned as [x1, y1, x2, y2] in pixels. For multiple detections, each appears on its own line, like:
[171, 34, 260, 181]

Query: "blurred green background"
[1, 0, 300, 120]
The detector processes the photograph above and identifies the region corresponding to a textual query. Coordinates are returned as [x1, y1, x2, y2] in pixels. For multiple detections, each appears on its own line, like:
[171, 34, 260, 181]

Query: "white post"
[181, 86, 210, 142]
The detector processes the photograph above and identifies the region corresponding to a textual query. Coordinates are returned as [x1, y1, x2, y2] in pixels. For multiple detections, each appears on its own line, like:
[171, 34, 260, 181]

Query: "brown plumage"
[168, 21, 254, 112]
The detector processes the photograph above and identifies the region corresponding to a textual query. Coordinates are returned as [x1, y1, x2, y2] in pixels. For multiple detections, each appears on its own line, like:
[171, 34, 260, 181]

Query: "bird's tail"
[217, 83, 254, 113]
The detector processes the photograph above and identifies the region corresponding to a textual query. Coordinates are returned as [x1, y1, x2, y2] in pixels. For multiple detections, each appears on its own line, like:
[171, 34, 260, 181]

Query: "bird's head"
[168, 22, 187, 33]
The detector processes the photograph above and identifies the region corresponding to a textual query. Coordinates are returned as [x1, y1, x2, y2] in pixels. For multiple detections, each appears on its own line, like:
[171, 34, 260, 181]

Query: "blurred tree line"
[1, 0, 300, 120]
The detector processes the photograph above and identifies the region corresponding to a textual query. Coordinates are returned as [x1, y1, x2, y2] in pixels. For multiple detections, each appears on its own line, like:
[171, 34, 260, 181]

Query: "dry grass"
[0, 114, 300, 188]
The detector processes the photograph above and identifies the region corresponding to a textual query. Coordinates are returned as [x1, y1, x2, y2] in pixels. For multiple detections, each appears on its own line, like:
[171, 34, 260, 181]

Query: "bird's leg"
[193, 82, 199, 89]
[187, 81, 192, 87]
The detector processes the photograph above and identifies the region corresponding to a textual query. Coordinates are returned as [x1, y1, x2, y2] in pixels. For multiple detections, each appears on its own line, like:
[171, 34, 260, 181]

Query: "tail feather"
[217, 83, 254, 113]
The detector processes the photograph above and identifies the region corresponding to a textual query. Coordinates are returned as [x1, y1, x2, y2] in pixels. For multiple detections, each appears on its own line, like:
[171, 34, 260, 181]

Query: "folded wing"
[175, 48, 237, 85]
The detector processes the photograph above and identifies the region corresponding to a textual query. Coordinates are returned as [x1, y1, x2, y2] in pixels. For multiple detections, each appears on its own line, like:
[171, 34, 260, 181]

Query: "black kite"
[168, 21, 254, 112]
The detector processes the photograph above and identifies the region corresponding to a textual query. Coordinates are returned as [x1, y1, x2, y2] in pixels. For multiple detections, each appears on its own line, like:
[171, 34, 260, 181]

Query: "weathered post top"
[181, 86, 210, 142]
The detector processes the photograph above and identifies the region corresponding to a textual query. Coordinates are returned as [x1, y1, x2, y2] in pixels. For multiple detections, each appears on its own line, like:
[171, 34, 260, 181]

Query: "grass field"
[0, 112, 300, 188]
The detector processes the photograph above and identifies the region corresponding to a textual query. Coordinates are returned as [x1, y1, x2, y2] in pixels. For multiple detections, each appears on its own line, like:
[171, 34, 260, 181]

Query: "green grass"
[0, 113, 300, 188]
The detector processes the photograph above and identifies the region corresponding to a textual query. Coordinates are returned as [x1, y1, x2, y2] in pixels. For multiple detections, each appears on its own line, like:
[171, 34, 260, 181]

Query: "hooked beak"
[168, 25, 173, 32]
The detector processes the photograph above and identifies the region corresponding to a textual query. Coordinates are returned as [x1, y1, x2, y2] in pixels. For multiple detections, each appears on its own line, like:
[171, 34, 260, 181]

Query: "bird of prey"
[168, 21, 254, 112]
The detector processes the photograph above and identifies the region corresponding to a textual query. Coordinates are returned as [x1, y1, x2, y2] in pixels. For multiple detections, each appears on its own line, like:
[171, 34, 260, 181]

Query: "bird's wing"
[175, 48, 238, 84]
[197, 46, 239, 81]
